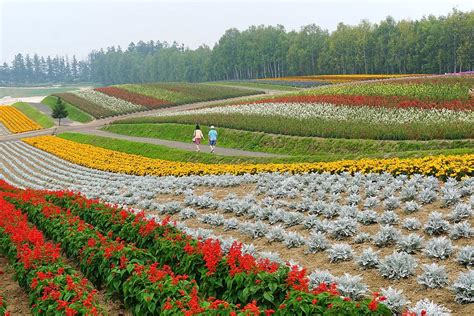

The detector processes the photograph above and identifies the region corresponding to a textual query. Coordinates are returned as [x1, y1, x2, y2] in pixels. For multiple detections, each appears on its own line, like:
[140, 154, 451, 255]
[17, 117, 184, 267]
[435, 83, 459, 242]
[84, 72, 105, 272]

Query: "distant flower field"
[0, 106, 42, 133]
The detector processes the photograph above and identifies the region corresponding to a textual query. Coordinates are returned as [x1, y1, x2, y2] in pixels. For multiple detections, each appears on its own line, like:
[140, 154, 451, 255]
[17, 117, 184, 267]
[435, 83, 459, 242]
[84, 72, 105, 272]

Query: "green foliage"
[51, 97, 68, 125]
[12, 102, 54, 128]
[119, 82, 263, 104]
[118, 113, 474, 140]
[206, 81, 298, 91]
[42, 96, 93, 123]
[104, 123, 474, 157]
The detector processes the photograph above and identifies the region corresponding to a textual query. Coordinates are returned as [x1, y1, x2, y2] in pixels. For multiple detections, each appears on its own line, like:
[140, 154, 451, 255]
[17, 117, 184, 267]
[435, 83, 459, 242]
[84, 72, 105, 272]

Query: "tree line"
[1, 9, 472, 85]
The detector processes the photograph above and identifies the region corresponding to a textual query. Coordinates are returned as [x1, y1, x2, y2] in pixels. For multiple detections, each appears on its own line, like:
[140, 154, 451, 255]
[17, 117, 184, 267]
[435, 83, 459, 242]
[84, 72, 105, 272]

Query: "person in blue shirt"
[208, 125, 218, 153]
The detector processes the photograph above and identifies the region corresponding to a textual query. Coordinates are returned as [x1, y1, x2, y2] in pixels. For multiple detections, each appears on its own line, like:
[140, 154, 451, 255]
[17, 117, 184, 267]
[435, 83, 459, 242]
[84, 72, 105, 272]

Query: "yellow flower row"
[23, 136, 474, 179]
[0, 106, 42, 133]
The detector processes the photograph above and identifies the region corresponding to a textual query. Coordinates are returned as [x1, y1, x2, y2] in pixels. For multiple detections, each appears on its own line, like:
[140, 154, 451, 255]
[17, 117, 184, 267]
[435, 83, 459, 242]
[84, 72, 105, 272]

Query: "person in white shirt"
[193, 124, 204, 152]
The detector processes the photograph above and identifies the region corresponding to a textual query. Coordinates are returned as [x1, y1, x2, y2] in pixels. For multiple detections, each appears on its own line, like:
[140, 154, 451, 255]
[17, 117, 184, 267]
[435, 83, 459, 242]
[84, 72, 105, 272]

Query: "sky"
[0, 0, 472, 63]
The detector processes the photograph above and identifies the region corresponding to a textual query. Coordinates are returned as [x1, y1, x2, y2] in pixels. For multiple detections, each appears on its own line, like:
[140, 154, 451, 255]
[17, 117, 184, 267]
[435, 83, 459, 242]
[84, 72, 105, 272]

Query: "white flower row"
[0, 122, 11, 136]
[72, 89, 146, 114]
[159, 101, 474, 125]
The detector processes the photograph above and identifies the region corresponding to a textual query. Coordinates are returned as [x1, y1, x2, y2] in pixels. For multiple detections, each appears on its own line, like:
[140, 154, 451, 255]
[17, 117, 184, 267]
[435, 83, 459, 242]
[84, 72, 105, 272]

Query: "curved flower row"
[0, 106, 42, 133]
[0, 192, 103, 315]
[72, 89, 146, 115]
[248, 95, 473, 111]
[0, 296, 8, 316]
[94, 86, 172, 109]
[1, 183, 391, 315]
[258, 74, 425, 84]
[167, 100, 473, 125]
[23, 136, 474, 179]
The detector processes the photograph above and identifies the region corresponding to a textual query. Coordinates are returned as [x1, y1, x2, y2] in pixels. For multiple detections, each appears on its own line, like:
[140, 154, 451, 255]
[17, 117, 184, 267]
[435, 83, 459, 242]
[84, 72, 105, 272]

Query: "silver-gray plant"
[409, 299, 451, 316]
[356, 247, 380, 269]
[378, 251, 417, 279]
[306, 232, 330, 254]
[417, 263, 449, 289]
[402, 218, 421, 231]
[456, 246, 474, 267]
[423, 211, 450, 236]
[449, 221, 473, 240]
[336, 274, 368, 300]
[380, 287, 409, 314]
[452, 270, 474, 304]
[327, 243, 353, 263]
[424, 237, 453, 260]
[396, 233, 424, 254]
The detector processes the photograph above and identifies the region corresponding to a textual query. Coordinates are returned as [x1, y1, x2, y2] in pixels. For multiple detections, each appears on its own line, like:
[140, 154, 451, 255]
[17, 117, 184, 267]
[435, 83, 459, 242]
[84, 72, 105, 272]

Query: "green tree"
[52, 97, 68, 126]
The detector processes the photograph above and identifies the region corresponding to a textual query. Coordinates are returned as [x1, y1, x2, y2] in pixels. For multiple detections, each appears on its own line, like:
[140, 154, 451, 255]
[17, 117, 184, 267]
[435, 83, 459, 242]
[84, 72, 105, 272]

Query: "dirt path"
[0, 255, 32, 315]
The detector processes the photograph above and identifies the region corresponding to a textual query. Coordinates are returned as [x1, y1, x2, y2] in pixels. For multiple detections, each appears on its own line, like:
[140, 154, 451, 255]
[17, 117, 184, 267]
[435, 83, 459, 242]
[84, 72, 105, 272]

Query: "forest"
[0, 9, 472, 85]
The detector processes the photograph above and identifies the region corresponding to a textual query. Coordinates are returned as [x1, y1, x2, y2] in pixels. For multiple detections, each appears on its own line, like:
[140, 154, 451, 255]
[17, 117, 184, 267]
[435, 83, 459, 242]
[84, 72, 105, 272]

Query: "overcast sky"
[0, 0, 472, 63]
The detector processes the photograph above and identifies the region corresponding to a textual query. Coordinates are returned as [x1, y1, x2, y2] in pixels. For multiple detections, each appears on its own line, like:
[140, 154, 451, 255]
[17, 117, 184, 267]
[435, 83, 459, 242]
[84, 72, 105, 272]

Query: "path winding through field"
[0, 89, 288, 157]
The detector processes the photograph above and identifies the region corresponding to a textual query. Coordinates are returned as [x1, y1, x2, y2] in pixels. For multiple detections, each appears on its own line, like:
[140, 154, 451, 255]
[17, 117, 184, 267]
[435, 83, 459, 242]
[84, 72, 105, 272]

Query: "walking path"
[79, 128, 287, 157]
[0, 91, 289, 158]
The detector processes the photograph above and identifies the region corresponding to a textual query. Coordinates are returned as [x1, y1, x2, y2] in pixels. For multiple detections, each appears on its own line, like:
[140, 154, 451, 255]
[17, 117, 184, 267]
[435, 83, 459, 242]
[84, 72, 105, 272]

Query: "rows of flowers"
[22, 135, 474, 179]
[94, 86, 172, 109]
[248, 95, 473, 111]
[0, 181, 391, 315]
[0, 190, 103, 315]
[0, 106, 42, 133]
[72, 89, 147, 115]
[302, 75, 473, 101]
[256, 74, 427, 86]
[163, 100, 473, 126]
[119, 82, 262, 105]
[0, 295, 8, 316]
[54, 93, 117, 118]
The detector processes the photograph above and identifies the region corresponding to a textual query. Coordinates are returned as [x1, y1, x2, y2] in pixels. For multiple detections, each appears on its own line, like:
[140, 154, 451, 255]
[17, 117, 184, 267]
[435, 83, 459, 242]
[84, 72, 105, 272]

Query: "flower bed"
[54, 93, 116, 118]
[23, 136, 474, 179]
[0, 106, 42, 133]
[0, 181, 391, 315]
[94, 87, 172, 109]
[0, 192, 103, 315]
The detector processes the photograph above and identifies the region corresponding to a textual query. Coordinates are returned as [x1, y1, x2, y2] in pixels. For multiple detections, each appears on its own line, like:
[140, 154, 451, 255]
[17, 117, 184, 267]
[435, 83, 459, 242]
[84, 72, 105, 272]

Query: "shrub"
[423, 211, 450, 235]
[357, 210, 378, 225]
[303, 215, 320, 229]
[379, 211, 399, 225]
[223, 218, 239, 231]
[424, 237, 453, 259]
[417, 263, 449, 289]
[378, 252, 417, 279]
[329, 217, 359, 239]
[404, 201, 420, 213]
[283, 211, 305, 227]
[456, 246, 474, 267]
[400, 186, 417, 201]
[179, 207, 197, 220]
[418, 188, 437, 204]
[327, 243, 353, 263]
[452, 270, 474, 304]
[409, 299, 451, 316]
[308, 269, 335, 290]
[373, 225, 401, 247]
[200, 213, 224, 226]
[441, 187, 461, 207]
[306, 232, 330, 254]
[265, 225, 286, 243]
[449, 203, 472, 223]
[283, 232, 306, 249]
[339, 205, 358, 218]
[402, 218, 421, 231]
[364, 197, 379, 209]
[383, 196, 401, 210]
[239, 221, 268, 239]
[449, 221, 473, 240]
[396, 233, 424, 254]
[336, 273, 368, 300]
[347, 193, 361, 206]
[380, 287, 408, 314]
[356, 247, 380, 270]
[353, 232, 371, 244]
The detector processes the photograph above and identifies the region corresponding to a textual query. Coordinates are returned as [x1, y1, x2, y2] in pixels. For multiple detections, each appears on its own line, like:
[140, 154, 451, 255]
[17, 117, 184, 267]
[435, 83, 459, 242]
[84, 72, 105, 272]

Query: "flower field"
[139, 74, 474, 140]
[0, 106, 42, 134]
[0, 140, 472, 314]
[22, 135, 474, 178]
[255, 74, 427, 87]
[52, 83, 262, 119]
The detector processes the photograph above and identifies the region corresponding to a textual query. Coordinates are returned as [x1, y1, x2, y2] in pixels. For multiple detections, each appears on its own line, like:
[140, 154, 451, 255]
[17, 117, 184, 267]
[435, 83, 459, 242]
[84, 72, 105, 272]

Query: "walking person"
[193, 124, 204, 152]
[208, 125, 218, 153]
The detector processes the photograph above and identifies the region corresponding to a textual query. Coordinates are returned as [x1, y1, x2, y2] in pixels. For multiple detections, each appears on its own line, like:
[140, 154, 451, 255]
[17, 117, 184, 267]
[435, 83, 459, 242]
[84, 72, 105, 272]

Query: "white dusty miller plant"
[378, 251, 417, 279]
[452, 270, 474, 304]
[417, 263, 449, 289]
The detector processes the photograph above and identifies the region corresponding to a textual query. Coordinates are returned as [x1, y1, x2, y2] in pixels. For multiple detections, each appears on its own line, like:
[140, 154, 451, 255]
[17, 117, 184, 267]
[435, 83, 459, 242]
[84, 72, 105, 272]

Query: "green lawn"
[101, 123, 474, 162]
[12, 102, 54, 128]
[41, 96, 93, 123]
